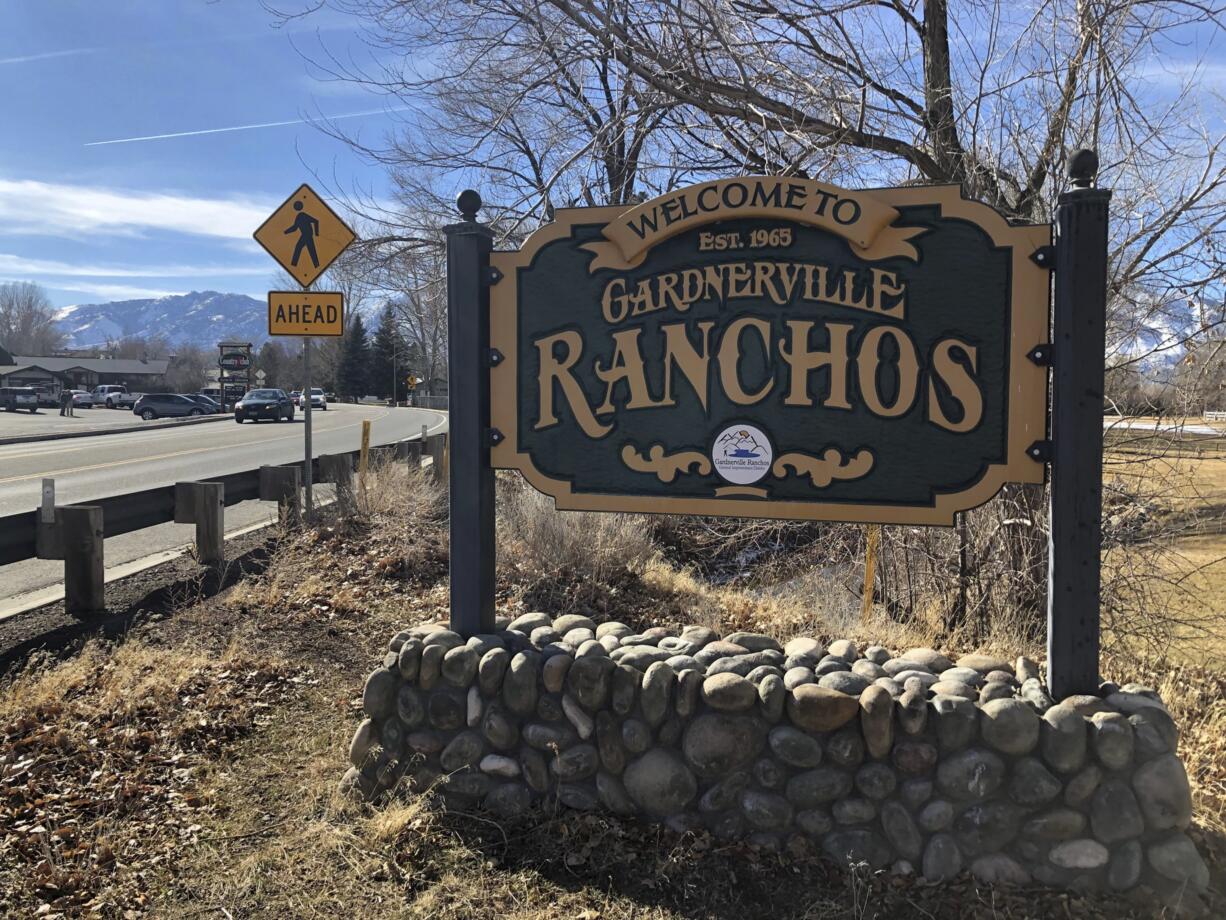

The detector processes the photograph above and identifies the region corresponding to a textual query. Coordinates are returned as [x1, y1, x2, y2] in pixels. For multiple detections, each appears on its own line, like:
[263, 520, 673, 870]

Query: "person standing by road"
[58, 387, 72, 417]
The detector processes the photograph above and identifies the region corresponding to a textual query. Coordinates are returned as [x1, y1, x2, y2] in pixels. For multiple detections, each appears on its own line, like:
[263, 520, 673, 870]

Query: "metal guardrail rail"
[0, 432, 443, 568]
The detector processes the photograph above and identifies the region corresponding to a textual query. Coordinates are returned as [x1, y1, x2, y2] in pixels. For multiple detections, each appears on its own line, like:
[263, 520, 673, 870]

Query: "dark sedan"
[185, 393, 225, 414]
[234, 388, 295, 423]
[131, 393, 208, 420]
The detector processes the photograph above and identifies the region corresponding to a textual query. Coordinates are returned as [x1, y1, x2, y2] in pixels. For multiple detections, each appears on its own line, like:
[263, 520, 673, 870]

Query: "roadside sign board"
[267, 291, 345, 337]
[489, 176, 1050, 525]
[255, 369, 266, 381]
[253, 184, 356, 287]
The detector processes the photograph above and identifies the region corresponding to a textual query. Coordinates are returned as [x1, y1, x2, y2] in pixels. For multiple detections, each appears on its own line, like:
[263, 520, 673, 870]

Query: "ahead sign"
[268, 291, 344, 337]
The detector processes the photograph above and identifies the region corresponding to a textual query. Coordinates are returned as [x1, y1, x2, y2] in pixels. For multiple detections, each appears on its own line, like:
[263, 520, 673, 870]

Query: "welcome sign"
[490, 177, 1050, 524]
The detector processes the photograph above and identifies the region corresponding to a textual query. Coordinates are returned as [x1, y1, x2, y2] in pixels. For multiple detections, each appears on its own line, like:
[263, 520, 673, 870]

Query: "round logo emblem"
[711, 424, 773, 484]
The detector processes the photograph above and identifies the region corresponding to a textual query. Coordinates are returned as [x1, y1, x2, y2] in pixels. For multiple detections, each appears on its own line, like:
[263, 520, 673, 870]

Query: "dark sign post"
[1048, 151, 1111, 699]
[445, 190, 497, 636]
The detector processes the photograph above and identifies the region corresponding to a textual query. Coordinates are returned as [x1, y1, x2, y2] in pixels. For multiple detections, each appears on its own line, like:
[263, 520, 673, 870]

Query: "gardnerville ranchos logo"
[713, 425, 772, 484]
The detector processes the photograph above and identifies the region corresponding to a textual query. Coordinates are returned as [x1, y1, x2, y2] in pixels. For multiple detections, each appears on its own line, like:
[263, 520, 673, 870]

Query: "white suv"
[308, 387, 327, 410]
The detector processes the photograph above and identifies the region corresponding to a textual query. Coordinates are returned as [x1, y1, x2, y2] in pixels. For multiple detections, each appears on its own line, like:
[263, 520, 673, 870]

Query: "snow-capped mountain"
[55, 291, 268, 348]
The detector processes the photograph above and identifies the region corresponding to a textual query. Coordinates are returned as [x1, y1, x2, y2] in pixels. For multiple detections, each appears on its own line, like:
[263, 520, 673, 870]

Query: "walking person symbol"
[285, 201, 320, 269]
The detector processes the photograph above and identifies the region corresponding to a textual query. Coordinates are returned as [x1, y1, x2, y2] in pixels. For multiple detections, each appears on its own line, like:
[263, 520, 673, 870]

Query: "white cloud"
[9, 280, 180, 301]
[0, 252, 269, 279]
[0, 178, 274, 241]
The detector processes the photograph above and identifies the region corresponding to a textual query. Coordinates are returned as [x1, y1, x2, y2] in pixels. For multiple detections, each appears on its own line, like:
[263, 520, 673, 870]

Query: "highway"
[0, 403, 446, 609]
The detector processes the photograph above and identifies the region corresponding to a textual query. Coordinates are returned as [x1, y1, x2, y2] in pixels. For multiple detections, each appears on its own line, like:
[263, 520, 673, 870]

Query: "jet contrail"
[1, 48, 98, 65]
[85, 107, 410, 147]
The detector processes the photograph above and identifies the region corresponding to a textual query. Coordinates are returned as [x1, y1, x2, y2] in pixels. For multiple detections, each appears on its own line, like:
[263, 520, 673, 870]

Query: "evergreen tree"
[337, 313, 370, 398]
[257, 341, 284, 389]
[370, 304, 405, 400]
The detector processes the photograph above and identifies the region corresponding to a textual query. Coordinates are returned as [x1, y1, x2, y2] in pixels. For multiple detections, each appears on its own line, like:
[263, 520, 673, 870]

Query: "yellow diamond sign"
[253, 184, 356, 287]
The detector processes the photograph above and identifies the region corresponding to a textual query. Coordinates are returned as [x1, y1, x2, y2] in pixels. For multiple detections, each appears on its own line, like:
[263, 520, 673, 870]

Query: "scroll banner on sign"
[489, 176, 1050, 525]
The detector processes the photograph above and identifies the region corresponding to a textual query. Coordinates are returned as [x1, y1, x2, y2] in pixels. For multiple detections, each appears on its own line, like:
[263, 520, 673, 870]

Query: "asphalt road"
[0, 403, 446, 607]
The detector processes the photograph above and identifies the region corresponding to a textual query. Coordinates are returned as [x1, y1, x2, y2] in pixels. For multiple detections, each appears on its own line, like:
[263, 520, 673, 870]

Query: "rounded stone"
[595, 711, 624, 774]
[1023, 807, 1086, 840]
[397, 639, 423, 680]
[917, 799, 954, 832]
[787, 685, 860, 732]
[970, 854, 1030, 886]
[616, 646, 674, 670]
[576, 640, 608, 659]
[758, 673, 785, 722]
[795, 808, 833, 837]
[833, 797, 876, 825]
[707, 651, 783, 677]
[484, 782, 531, 817]
[621, 718, 650, 754]
[956, 653, 1010, 674]
[440, 730, 484, 771]
[875, 677, 904, 699]
[441, 646, 479, 687]
[1132, 754, 1192, 830]
[1009, 757, 1062, 806]
[741, 788, 794, 829]
[693, 640, 749, 666]
[666, 655, 703, 673]
[1064, 764, 1102, 807]
[745, 664, 784, 685]
[348, 719, 378, 768]
[396, 685, 426, 728]
[658, 636, 695, 656]
[935, 747, 1005, 801]
[424, 629, 465, 651]
[502, 652, 539, 716]
[702, 673, 757, 711]
[675, 668, 702, 718]
[563, 628, 596, 648]
[903, 647, 954, 673]
[362, 668, 399, 721]
[880, 800, 922, 860]
[611, 664, 638, 715]
[956, 801, 1022, 853]
[932, 694, 977, 751]
[826, 728, 864, 768]
[428, 688, 466, 730]
[768, 725, 823, 768]
[596, 620, 632, 640]
[900, 778, 933, 809]
[521, 721, 577, 751]
[940, 666, 984, 686]
[682, 713, 766, 778]
[1016, 657, 1041, 683]
[550, 743, 599, 781]
[1089, 711, 1134, 770]
[1040, 704, 1088, 774]
[979, 698, 1040, 755]
[820, 829, 891, 871]
[851, 659, 886, 681]
[480, 754, 521, 778]
[752, 757, 786, 790]
[1090, 779, 1145, 843]
[726, 632, 783, 653]
[552, 613, 596, 634]
[859, 685, 893, 759]
[882, 658, 926, 677]
[784, 636, 823, 659]
[978, 682, 1014, 704]
[1020, 678, 1055, 714]
[519, 747, 548, 793]
[698, 771, 749, 813]
[640, 661, 676, 726]
[784, 666, 816, 690]
[863, 645, 891, 665]
[827, 638, 858, 660]
[1145, 832, 1209, 891]
[815, 657, 851, 677]
[477, 647, 510, 696]
[853, 762, 896, 799]
[985, 670, 1018, 687]
[1130, 707, 1178, 759]
[561, 694, 594, 739]
[596, 771, 636, 815]
[467, 686, 483, 727]
[892, 740, 937, 775]
[930, 680, 976, 701]
[902, 673, 938, 692]
[922, 833, 962, 881]
[786, 766, 853, 807]
[1108, 840, 1142, 891]
[557, 784, 598, 811]
[481, 702, 517, 749]
[541, 653, 573, 693]
[566, 655, 615, 710]
[623, 748, 698, 816]
[896, 689, 927, 736]
[1049, 839, 1109, 869]
[507, 612, 551, 633]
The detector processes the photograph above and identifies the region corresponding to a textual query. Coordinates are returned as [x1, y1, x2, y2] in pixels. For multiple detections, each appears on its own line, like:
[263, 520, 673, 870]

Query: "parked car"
[289, 390, 302, 407]
[92, 385, 138, 409]
[68, 390, 95, 409]
[185, 393, 225, 414]
[131, 393, 207, 420]
[33, 385, 58, 408]
[234, 388, 294, 423]
[0, 386, 39, 413]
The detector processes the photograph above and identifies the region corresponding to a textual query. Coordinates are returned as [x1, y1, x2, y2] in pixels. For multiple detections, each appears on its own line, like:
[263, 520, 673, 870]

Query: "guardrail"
[0, 431, 447, 615]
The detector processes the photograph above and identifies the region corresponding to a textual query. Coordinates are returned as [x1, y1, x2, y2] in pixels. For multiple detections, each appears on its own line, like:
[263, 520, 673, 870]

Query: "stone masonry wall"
[342, 613, 1209, 906]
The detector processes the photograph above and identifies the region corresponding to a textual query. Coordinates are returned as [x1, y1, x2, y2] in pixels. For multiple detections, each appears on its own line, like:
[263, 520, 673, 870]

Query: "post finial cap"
[1068, 149, 1099, 188]
[457, 189, 482, 221]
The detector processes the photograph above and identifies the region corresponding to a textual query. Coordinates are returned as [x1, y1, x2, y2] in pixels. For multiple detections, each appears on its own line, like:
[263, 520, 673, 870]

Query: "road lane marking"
[0, 408, 444, 485]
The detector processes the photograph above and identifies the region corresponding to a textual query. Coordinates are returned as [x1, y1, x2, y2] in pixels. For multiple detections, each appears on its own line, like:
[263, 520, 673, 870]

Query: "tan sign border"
[489, 181, 1050, 526]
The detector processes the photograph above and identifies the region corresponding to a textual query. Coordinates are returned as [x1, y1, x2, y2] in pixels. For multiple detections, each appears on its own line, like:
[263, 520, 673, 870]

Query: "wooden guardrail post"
[175, 481, 225, 564]
[61, 505, 104, 616]
[260, 464, 301, 525]
[319, 453, 355, 514]
[427, 434, 445, 482]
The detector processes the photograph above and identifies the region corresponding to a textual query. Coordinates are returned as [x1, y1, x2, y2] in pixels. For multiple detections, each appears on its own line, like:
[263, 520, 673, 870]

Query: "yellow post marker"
[359, 419, 372, 499]
[861, 524, 880, 623]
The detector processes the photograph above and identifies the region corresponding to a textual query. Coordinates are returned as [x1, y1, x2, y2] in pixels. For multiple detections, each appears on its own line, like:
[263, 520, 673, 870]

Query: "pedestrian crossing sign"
[253, 184, 356, 287]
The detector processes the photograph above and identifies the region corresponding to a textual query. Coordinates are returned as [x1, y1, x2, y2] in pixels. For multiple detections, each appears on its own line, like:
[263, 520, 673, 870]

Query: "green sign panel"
[491, 177, 1049, 524]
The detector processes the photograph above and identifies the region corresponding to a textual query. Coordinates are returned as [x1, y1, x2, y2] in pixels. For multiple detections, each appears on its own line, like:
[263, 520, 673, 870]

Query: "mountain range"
[54, 291, 269, 349]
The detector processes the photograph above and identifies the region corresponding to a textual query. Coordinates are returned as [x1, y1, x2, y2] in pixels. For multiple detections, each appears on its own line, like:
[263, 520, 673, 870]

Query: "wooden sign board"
[267, 291, 345, 337]
[253, 184, 356, 287]
[490, 177, 1050, 525]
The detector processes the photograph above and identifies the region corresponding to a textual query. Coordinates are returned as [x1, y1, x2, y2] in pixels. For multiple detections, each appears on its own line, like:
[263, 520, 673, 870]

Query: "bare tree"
[0, 281, 66, 355]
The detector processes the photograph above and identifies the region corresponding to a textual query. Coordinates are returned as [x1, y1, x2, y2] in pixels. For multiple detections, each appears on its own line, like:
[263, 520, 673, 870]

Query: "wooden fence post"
[260, 464, 301, 525]
[61, 505, 104, 616]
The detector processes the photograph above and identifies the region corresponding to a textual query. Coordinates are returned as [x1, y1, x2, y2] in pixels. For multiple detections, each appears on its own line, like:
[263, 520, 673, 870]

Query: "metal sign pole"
[1047, 149, 1111, 699]
[444, 190, 496, 637]
[303, 336, 313, 519]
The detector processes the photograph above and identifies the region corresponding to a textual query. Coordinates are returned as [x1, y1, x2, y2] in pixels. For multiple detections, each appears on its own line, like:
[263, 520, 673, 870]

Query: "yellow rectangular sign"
[267, 291, 345, 337]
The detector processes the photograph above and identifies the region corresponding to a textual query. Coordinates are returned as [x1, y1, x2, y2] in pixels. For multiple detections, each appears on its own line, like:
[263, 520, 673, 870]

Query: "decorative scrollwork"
[621, 443, 712, 483]
[773, 448, 874, 488]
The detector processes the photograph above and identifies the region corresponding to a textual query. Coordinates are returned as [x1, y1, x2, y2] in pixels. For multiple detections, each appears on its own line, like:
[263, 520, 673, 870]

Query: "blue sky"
[0, 0, 396, 307]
